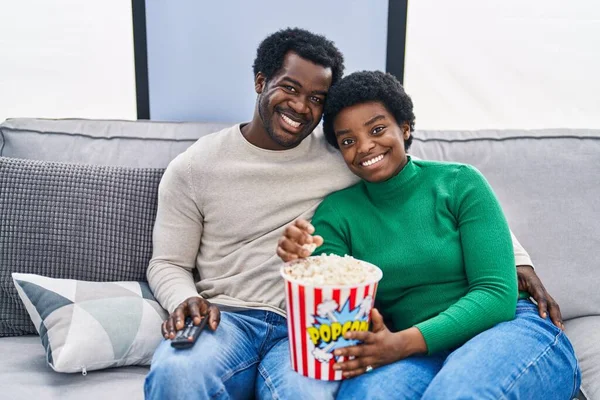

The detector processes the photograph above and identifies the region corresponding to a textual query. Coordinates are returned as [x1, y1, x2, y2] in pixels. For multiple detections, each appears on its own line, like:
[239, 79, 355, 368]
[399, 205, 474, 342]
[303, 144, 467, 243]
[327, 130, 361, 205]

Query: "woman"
[277, 71, 580, 399]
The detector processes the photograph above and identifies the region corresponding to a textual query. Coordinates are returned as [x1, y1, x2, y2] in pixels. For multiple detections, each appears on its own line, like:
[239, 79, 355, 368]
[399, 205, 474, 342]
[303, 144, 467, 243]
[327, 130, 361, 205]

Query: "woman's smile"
[358, 152, 387, 168]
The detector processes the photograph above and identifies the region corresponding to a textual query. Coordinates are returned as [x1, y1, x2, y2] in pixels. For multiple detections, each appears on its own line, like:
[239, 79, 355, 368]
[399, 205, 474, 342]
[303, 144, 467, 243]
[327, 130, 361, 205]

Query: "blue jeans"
[144, 309, 338, 399]
[338, 300, 581, 399]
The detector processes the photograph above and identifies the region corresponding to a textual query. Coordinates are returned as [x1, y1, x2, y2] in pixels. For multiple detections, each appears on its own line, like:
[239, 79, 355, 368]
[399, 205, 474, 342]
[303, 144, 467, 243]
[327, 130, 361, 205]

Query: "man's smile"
[278, 110, 308, 133]
[281, 113, 302, 129]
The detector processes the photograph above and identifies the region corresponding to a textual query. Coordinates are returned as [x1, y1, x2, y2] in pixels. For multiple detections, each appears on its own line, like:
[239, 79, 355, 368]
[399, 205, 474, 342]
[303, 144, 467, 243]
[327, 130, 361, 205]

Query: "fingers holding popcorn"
[292, 218, 315, 234]
[277, 234, 323, 261]
[277, 219, 324, 261]
[289, 219, 322, 246]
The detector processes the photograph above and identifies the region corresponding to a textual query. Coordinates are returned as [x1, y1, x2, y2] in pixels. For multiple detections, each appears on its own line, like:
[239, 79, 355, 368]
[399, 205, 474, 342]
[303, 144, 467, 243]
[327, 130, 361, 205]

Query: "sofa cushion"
[12, 274, 167, 373]
[564, 316, 600, 400]
[0, 336, 147, 399]
[410, 129, 600, 321]
[0, 157, 164, 336]
[0, 118, 231, 168]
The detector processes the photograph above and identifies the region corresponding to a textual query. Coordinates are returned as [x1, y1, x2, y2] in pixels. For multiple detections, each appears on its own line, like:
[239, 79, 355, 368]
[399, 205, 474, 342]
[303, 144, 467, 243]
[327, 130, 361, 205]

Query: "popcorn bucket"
[281, 257, 383, 381]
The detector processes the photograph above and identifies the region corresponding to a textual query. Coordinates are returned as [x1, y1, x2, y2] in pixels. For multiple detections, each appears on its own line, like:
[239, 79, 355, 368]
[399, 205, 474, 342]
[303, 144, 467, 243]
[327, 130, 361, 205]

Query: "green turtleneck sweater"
[311, 157, 517, 355]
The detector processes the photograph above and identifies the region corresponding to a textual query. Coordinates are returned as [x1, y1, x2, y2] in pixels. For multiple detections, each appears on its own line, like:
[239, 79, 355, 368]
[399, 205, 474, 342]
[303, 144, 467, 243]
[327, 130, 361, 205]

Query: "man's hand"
[276, 219, 324, 262]
[517, 265, 564, 330]
[161, 296, 221, 339]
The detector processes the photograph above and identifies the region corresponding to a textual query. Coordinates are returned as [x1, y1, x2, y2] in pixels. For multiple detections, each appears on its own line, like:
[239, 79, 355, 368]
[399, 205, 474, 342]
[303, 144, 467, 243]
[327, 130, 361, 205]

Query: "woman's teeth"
[361, 154, 384, 167]
[281, 113, 301, 128]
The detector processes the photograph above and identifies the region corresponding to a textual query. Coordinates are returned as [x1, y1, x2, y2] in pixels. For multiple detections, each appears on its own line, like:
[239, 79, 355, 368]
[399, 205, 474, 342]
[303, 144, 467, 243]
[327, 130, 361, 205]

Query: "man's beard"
[258, 93, 313, 148]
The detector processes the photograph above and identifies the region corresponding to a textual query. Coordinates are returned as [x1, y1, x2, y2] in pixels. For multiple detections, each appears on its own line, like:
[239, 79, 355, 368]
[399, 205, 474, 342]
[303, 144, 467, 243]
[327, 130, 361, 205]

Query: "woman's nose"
[357, 138, 375, 154]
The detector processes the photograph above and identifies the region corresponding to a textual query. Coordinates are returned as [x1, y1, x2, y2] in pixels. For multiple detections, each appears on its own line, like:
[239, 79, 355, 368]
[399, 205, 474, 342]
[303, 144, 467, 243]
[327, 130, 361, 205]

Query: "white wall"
[145, 0, 388, 122]
[404, 0, 600, 130]
[0, 0, 137, 122]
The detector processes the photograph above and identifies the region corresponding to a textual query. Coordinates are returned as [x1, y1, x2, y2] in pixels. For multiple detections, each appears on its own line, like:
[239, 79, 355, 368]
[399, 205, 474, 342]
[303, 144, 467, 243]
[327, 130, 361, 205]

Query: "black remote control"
[171, 317, 208, 349]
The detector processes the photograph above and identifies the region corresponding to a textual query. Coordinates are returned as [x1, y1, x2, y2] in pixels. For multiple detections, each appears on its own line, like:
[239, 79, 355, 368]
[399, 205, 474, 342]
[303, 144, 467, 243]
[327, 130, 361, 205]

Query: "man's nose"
[288, 97, 309, 115]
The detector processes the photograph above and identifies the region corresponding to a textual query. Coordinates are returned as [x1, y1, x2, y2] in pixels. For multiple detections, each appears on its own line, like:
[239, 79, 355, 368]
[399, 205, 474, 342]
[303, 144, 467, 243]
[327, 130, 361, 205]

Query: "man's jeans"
[144, 309, 338, 399]
[338, 300, 581, 399]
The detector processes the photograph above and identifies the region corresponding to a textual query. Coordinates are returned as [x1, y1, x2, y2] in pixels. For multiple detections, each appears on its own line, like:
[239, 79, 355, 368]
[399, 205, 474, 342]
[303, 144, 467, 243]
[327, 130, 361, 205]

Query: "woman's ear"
[255, 73, 266, 94]
[402, 123, 411, 140]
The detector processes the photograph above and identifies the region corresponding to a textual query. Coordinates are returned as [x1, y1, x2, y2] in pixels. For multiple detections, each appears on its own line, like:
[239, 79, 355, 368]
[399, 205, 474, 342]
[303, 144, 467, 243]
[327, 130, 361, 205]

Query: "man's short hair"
[322, 71, 416, 150]
[252, 28, 345, 86]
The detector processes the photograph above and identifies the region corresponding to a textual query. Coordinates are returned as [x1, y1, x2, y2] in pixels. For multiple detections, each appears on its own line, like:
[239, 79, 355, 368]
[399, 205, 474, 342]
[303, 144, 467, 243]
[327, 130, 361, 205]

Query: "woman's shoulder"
[412, 157, 468, 169]
[320, 180, 367, 207]
[410, 159, 491, 193]
[412, 158, 481, 177]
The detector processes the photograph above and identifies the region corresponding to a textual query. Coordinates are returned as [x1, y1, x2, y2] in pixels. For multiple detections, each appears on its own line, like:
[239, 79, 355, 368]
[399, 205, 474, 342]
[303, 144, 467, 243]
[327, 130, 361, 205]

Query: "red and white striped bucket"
[281, 260, 382, 381]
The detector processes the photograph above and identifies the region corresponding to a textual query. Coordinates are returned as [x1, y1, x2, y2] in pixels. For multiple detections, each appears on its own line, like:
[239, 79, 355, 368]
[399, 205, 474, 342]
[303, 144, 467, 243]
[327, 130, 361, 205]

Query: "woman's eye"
[340, 138, 354, 146]
[372, 126, 385, 135]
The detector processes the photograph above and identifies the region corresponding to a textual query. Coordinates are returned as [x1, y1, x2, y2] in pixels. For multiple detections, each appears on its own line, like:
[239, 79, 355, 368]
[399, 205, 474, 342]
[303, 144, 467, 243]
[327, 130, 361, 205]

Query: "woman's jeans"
[338, 300, 581, 399]
[145, 300, 580, 399]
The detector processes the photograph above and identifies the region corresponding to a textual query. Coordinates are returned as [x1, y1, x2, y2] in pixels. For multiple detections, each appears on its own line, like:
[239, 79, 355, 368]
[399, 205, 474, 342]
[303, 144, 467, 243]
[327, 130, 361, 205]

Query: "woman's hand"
[332, 309, 427, 378]
[276, 219, 323, 262]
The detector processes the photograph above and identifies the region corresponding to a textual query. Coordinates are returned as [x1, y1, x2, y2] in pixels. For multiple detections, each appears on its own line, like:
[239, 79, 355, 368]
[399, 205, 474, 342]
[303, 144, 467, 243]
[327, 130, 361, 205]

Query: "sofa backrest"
[410, 129, 600, 320]
[1, 118, 598, 323]
[0, 118, 232, 168]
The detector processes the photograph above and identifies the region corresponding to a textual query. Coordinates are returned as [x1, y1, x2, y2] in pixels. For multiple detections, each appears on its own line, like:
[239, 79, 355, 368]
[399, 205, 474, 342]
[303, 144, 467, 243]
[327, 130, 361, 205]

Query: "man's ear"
[255, 73, 267, 94]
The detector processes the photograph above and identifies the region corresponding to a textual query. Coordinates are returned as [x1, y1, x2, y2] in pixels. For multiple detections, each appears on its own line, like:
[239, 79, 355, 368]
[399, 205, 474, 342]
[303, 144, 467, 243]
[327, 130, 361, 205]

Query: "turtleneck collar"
[363, 156, 417, 204]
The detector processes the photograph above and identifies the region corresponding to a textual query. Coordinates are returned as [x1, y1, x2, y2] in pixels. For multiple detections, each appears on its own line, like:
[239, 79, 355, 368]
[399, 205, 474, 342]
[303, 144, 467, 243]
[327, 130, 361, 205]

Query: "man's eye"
[284, 85, 297, 92]
[310, 96, 323, 104]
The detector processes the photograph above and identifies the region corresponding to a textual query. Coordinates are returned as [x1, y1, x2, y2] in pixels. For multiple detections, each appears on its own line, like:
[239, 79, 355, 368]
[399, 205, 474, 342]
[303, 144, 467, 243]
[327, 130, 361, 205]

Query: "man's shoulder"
[304, 127, 355, 176]
[163, 124, 238, 175]
[173, 124, 239, 163]
[185, 124, 239, 154]
[306, 126, 340, 156]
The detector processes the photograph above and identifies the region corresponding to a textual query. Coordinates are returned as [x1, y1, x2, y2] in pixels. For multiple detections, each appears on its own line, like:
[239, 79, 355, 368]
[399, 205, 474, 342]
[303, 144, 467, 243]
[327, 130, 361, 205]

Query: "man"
[144, 28, 561, 399]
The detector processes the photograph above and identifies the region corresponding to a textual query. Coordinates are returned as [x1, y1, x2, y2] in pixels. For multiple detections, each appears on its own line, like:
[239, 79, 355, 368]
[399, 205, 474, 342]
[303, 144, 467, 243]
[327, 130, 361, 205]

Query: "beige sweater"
[147, 124, 533, 315]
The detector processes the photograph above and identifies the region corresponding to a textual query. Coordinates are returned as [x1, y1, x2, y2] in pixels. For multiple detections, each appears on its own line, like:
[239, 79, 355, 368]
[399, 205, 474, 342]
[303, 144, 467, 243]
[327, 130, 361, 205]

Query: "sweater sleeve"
[310, 197, 351, 257]
[147, 154, 203, 313]
[415, 165, 518, 354]
[510, 230, 534, 267]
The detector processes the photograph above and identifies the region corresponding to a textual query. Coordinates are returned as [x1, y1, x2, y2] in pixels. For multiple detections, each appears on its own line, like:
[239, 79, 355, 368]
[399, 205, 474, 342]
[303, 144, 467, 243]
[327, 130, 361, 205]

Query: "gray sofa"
[0, 118, 597, 399]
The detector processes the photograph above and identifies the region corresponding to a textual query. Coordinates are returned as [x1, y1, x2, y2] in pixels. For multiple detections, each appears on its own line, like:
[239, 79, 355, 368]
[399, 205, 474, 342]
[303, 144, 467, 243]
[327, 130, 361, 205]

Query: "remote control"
[171, 317, 208, 349]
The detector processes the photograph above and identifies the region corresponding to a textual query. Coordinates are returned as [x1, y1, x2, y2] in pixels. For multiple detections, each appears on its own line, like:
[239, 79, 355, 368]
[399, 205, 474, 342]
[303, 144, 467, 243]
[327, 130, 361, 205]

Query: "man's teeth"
[281, 114, 301, 128]
[361, 154, 384, 167]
